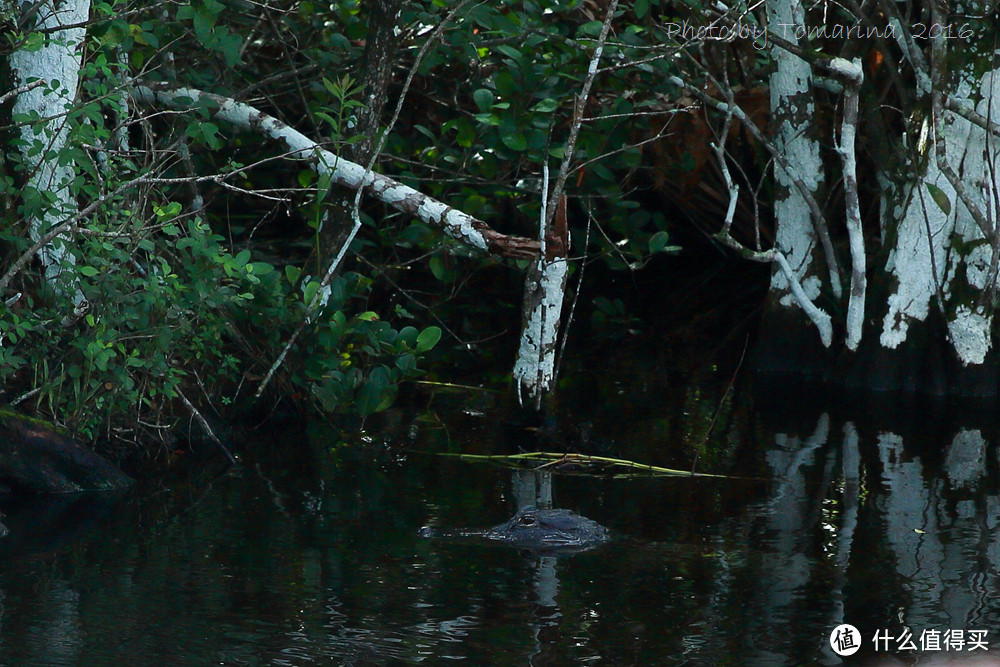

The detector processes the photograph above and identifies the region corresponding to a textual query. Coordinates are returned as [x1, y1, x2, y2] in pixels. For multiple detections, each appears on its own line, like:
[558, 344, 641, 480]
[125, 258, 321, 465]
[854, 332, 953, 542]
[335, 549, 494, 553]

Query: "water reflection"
[1, 394, 1000, 664]
[871, 426, 998, 647]
[742, 401, 1000, 664]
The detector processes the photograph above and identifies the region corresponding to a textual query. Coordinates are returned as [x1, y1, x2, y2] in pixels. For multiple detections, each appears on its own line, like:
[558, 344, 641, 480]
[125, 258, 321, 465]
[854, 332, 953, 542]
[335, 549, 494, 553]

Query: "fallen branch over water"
[432, 451, 753, 479]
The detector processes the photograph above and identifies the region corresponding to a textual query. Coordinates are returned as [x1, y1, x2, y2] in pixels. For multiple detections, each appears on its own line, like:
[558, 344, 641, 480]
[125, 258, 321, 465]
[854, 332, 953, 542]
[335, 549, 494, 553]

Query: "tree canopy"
[5, 0, 1000, 449]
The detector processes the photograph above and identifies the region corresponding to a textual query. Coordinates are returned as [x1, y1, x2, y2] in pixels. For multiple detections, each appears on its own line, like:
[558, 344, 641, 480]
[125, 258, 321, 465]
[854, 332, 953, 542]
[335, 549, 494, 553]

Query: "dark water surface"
[3, 331, 1000, 665]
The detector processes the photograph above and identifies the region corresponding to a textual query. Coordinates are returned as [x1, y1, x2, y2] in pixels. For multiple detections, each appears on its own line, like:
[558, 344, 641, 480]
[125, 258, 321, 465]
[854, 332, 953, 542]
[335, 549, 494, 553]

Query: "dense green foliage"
[0, 3, 444, 442]
[0, 0, 720, 445]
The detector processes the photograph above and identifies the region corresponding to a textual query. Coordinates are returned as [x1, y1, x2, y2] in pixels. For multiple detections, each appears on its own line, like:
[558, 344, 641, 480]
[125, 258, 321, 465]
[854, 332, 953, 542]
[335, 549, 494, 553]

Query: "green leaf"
[531, 98, 559, 113]
[649, 231, 671, 254]
[217, 32, 243, 67]
[926, 183, 952, 216]
[455, 119, 476, 147]
[155, 201, 182, 219]
[416, 326, 442, 353]
[474, 112, 501, 126]
[494, 71, 518, 97]
[590, 163, 615, 183]
[635, 0, 649, 18]
[414, 124, 437, 141]
[501, 130, 527, 152]
[396, 353, 417, 373]
[192, 11, 215, 43]
[495, 45, 521, 61]
[303, 280, 320, 306]
[330, 310, 346, 336]
[398, 326, 419, 347]
[354, 365, 391, 414]
[316, 111, 337, 129]
[429, 256, 449, 282]
[79, 266, 99, 277]
[473, 88, 494, 112]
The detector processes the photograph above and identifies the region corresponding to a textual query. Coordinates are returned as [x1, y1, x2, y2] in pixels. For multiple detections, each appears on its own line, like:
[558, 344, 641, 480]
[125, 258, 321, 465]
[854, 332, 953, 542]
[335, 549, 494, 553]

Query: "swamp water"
[2, 289, 1000, 664]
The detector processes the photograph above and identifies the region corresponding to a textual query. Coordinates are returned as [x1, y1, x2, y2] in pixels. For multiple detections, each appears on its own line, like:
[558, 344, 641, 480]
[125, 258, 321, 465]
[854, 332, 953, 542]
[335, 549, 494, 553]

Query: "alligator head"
[419, 506, 609, 555]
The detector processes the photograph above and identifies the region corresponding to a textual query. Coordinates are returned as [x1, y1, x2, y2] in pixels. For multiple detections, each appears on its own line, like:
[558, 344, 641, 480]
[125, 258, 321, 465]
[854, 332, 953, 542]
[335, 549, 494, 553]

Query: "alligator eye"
[518, 514, 537, 526]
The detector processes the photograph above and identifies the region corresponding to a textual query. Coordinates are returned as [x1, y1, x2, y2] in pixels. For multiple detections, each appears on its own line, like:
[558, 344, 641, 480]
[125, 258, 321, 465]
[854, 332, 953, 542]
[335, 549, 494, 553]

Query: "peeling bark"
[513, 257, 569, 409]
[513, 190, 570, 409]
[766, 0, 828, 309]
[751, 0, 836, 373]
[131, 84, 539, 259]
[9, 0, 90, 301]
[880, 67, 1000, 367]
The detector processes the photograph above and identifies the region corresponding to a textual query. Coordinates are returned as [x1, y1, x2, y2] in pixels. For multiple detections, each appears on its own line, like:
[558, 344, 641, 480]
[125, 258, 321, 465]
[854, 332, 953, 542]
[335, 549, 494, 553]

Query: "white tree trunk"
[880, 67, 1000, 365]
[767, 0, 828, 318]
[513, 257, 568, 409]
[9, 0, 90, 298]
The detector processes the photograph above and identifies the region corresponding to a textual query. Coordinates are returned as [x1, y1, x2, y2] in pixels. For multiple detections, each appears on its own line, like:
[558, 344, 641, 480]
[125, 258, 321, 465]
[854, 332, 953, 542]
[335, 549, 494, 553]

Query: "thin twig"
[692, 335, 749, 474]
[545, 0, 619, 227]
[178, 389, 236, 466]
[0, 79, 46, 106]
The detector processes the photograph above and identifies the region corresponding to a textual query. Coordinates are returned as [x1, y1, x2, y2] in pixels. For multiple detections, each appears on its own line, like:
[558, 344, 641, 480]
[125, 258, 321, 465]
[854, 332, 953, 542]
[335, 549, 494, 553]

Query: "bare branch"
[709, 99, 833, 347]
[131, 83, 539, 260]
[0, 79, 46, 106]
[833, 57, 866, 350]
[668, 71, 843, 299]
[546, 0, 619, 227]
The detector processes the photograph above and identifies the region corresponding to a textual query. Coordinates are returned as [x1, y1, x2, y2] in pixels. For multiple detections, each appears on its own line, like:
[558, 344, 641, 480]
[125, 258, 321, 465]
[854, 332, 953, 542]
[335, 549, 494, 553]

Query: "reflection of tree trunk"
[318, 0, 403, 267]
[742, 414, 831, 663]
[512, 469, 553, 509]
[876, 428, 998, 629]
[515, 470, 562, 657]
[823, 422, 860, 662]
